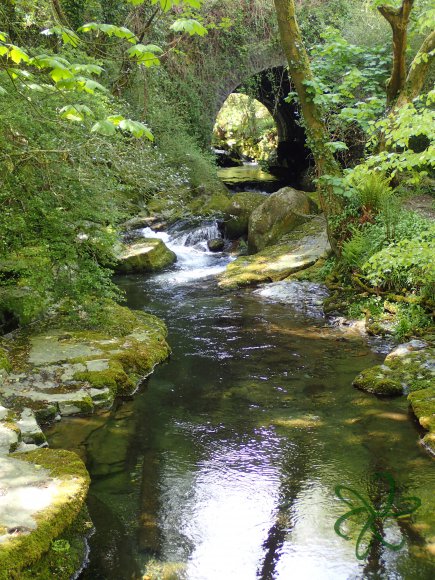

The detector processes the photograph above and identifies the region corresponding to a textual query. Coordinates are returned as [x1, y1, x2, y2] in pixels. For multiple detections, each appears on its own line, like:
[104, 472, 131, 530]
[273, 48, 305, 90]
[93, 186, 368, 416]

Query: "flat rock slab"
[0, 456, 55, 536]
[219, 216, 330, 289]
[0, 308, 170, 421]
[0, 449, 90, 578]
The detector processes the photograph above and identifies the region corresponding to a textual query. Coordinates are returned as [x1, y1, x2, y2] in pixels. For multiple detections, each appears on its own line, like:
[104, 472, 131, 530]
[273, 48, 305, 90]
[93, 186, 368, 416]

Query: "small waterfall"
[168, 221, 221, 251]
[138, 220, 232, 284]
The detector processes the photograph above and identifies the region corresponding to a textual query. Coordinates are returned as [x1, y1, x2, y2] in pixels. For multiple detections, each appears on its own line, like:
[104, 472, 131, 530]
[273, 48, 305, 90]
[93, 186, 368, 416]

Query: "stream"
[46, 183, 435, 579]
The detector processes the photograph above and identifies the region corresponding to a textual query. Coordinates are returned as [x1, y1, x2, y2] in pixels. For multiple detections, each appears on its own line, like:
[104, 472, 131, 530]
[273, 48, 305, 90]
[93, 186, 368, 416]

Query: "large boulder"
[248, 187, 318, 253]
[224, 192, 266, 239]
[115, 238, 176, 274]
[219, 216, 330, 289]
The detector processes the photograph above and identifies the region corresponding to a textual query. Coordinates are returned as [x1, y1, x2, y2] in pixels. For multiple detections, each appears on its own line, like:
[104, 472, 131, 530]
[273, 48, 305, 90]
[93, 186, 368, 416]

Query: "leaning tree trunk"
[273, 0, 342, 250]
[378, 0, 414, 105]
[396, 29, 435, 107]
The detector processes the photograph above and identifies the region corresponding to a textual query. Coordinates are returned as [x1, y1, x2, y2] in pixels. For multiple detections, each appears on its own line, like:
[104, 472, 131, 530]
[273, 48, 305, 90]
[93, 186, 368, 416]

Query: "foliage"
[363, 91, 435, 182]
[394, 303, 432, 340]
[213, 93, 277, 162]
[362, 226, 435, 292]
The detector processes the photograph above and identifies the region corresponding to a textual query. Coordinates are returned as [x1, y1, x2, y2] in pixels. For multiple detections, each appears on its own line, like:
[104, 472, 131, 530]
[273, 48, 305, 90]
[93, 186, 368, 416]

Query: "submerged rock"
[223, 191, 265, 239]
[219, 216, 330, 289]
[353, 341, 435, 455]
[248, 186, 318, 252]
[254, 281, 329, 318]
[115, 238, 176, 274]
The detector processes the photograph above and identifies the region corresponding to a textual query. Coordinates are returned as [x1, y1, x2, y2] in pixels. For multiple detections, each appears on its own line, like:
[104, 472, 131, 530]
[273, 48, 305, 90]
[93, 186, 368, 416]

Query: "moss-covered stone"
[0, 449, 90, 580]
[0, 307, 170, 420]
[248, 186, 318, 252]
[115, 238, 176, 274]
[219, 216, 330, 289]
[223, 191, 265, 239]
[352, 365, 404, 396]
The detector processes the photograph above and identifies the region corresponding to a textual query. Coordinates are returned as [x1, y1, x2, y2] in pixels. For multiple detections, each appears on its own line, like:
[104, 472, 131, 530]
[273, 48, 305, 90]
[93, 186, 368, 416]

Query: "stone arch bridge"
[205, 47, 311, 186]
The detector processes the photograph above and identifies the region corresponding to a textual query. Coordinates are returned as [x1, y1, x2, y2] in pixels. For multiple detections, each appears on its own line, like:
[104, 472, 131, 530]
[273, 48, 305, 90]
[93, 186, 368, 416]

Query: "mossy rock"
[409, 386, 435, 456]
[219, 216, 330, 289]
[0, 449, 90, 580]
[353, 365, 403, 396]
[248, 186, 318, 253]
[0, 307, 170, 419]
[223, 192, 265, 239]
[115, 239, 176, 274]
[187, 191, 231, 217]
[0, 346, 11, 373]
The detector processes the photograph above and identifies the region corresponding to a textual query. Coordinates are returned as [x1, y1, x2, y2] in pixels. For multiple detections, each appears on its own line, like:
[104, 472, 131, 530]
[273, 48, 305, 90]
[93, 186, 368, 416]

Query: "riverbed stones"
[0, 307, 170, 421]
[219, 216, 330, 288]
[353, 341, 435, 455]
[115, 238, 176, 274]
[248, 186, 318, 252]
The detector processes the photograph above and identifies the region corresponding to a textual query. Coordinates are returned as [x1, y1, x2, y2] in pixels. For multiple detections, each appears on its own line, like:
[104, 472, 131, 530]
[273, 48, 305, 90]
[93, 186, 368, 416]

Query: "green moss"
[19, 505, 93, 580]
[0, 346, 11, 372]
[0, 449, 90, 580]
[74, 360, 134, 394]
[352, 365, 403, 396]
[115, 239, 176, 274]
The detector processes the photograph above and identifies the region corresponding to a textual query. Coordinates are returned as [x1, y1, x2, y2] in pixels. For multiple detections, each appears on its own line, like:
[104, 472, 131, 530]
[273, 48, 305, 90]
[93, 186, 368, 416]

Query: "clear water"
[47, 228, 435, 580]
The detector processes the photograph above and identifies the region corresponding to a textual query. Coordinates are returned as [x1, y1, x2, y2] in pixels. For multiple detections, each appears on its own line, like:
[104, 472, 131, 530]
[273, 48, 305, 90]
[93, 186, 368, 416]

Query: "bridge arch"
[213, 64, 312, 187]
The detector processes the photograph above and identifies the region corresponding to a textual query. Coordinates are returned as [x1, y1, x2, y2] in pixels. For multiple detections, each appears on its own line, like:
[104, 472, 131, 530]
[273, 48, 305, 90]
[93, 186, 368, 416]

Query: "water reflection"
[46, 241, 435, 579]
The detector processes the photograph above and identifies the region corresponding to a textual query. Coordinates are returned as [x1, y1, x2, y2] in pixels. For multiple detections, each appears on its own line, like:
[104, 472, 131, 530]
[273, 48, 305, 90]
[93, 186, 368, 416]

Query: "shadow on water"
[46, 225, 435, 580]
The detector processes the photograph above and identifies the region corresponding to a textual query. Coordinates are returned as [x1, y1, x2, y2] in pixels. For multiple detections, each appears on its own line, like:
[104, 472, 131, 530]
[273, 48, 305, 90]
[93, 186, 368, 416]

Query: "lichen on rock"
[0, 306, 170, 421]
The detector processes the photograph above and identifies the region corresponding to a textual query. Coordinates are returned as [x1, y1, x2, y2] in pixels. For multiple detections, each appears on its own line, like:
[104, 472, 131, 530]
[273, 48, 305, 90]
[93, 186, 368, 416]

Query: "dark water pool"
[47, 248, 435, 580]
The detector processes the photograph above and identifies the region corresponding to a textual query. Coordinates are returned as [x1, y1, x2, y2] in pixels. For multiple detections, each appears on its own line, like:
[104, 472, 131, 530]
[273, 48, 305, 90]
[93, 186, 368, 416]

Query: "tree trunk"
[273, 0, 341, 222]
[378, 0, 414, 105]
[396, 29, 435, 107]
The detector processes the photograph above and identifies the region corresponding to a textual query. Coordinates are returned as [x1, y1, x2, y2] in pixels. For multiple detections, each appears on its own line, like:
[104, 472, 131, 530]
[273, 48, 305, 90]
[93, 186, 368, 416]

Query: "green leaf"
[9, 45, 30, 64]
[170, 19, 208, 36]
[119, 119, 154, 140]
[0, 85, 7, 95]
[41, 27, 80, 48]
[91, 120, 117, 136]
[0, 31, 8, 42]
[78, 23, 137, 43]
[127, 44, 162, 67]
[60, 104, 94, 122]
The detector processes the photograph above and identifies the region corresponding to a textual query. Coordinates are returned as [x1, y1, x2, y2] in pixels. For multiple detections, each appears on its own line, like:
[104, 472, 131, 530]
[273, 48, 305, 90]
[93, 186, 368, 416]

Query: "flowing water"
[47, 222, 435, 580]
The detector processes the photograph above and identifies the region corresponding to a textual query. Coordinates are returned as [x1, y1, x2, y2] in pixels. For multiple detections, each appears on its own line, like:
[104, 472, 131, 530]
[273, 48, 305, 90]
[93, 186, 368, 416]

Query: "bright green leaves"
[59, 104, 94, 122]
[326, 141, 348, 153]
[78, 23, 137, 43]
[41, 27, 80, 47]
[0, 43, 30, 64]
[91, 120, 117, 136]
[92, 116, 154, 140]
[127, 44, 163, 67]
[170, 19, 208, 36]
